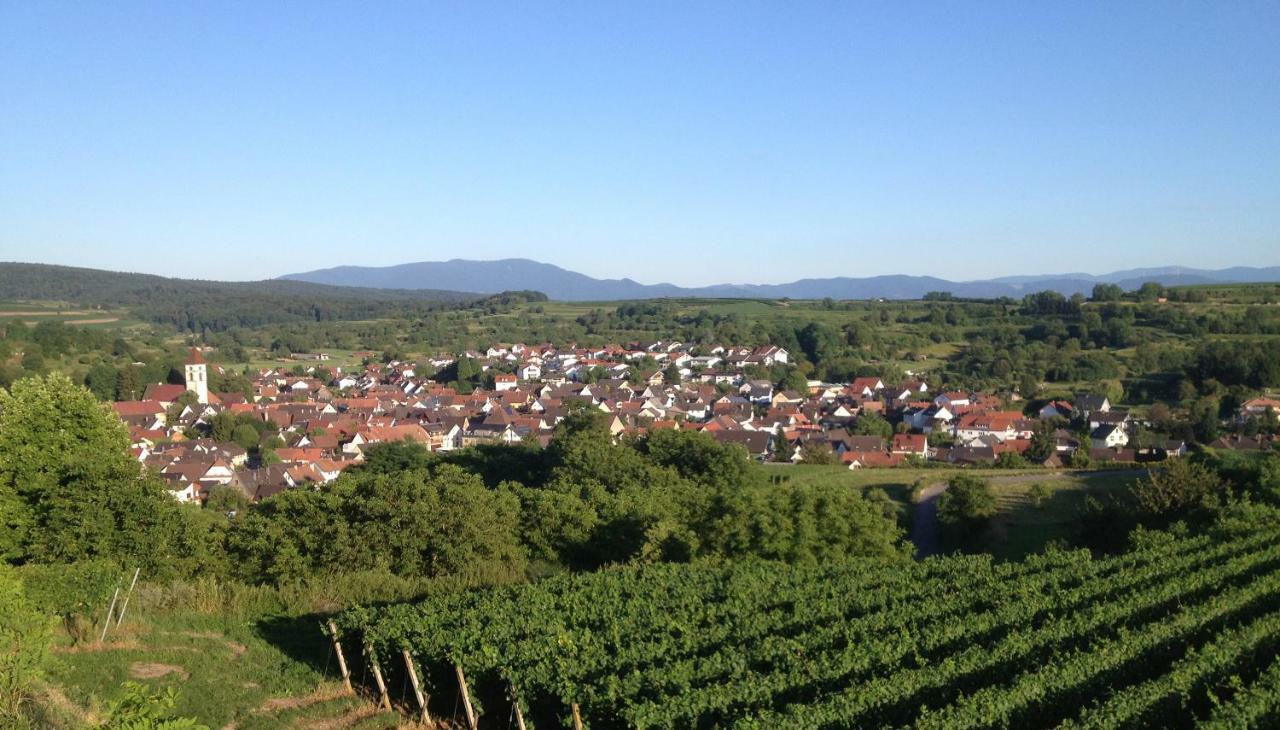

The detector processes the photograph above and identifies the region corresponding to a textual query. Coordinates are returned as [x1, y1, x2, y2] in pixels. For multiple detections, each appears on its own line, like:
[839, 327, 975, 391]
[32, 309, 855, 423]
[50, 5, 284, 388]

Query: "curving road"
[911, 482, 949, 559]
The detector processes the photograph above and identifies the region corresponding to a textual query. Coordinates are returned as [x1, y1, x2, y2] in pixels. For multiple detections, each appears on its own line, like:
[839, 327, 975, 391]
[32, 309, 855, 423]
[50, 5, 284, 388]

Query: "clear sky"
[1, 2, 1278, 285]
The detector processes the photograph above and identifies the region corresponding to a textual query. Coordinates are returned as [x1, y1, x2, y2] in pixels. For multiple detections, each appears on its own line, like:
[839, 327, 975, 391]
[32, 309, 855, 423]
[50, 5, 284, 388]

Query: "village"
[103, 341, 1279, 505]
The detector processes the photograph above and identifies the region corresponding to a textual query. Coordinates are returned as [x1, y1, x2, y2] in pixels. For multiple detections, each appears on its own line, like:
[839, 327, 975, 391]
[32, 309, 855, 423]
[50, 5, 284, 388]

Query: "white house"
[1091, 424, 1129, 449]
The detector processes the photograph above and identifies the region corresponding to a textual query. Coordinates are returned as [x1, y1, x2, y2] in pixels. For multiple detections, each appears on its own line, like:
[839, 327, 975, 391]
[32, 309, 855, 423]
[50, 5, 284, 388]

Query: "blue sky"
[1, 2, 1277, 285]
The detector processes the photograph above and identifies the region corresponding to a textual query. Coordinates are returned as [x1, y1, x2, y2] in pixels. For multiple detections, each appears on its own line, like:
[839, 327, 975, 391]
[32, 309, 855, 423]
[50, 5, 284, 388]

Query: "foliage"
[799, 442, 837, 465]
[18, 560, 120, 644]
[1130, 458, 1227, 517]
[1028, 482, 1053, 508]
[937, 474, 997, 526]
[0, 373, 185, 572]
[340, 528, 1280, 728]
[225, 425, 907, 584]
[99, 682, 208, 730]
[0, 566, 51, 724]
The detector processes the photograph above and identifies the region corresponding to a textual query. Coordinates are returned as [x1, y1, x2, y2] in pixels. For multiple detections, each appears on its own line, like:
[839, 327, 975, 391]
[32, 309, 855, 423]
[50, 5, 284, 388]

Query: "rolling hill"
[281, 258, 1280, 301]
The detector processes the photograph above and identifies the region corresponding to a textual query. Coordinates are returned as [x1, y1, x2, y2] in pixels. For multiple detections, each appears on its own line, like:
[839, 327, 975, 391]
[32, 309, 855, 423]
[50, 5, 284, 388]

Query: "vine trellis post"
[455, 663, 478, 730]
[402, 647, 432, 725]
[367, 643, 392, 710]
[571, 702, 584, 730]
[115, 568, 141, 626]
[509, 681, 527, 730]
[99, 586, 121, 642]
[327, 620, 353, 694]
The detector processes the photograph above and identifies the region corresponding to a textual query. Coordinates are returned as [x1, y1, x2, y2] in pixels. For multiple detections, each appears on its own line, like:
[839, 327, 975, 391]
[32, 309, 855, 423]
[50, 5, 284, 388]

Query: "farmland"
[340, 528, 1280, 728]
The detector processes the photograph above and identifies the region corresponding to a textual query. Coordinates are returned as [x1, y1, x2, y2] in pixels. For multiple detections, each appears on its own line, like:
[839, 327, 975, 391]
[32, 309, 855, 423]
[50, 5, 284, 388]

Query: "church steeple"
[184, 347, 208, 404]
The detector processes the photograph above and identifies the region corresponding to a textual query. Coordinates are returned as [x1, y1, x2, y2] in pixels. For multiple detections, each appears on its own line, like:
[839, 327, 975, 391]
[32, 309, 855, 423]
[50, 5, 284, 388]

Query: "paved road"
[911, 482, 949, 559]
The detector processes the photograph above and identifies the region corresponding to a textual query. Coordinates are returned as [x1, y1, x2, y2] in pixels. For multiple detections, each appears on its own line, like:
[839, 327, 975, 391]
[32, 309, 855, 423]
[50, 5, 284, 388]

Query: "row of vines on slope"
[336, 528, 1280, 729]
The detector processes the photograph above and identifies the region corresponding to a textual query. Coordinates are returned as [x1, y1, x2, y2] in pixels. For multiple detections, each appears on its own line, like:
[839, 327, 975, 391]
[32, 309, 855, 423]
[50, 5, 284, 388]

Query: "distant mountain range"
[280, 259, 1280, 302]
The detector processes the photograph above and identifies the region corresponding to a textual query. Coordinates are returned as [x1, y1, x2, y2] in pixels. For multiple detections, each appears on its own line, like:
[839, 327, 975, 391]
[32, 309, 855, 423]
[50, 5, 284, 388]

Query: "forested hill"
[0, 262, 546, 332]
[282, 257, 1280, 301]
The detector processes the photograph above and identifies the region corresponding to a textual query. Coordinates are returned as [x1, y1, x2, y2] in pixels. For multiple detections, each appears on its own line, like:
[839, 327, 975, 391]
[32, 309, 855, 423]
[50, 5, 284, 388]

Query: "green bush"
[0, 566, 51, 724]
[100, 682, 207, 730]
[18, 560, 120, 644]
[938, 474, 997, 529]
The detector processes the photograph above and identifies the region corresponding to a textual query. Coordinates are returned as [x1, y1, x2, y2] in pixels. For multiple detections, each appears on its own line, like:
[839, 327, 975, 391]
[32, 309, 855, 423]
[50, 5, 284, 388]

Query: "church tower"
[184, 347, 208, 404]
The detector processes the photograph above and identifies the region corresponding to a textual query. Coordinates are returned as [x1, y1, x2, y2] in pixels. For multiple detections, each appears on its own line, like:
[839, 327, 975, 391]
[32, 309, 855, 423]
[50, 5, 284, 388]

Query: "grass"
[35, 598, 409, 729]
[765, 463, 1144, 560]
[40, 610, 343, 728]
[978, 470, 1141, 560]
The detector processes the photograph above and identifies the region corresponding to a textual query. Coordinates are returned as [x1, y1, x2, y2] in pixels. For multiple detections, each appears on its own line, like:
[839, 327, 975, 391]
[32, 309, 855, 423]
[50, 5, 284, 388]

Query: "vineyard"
[336, 529, 1280, 728]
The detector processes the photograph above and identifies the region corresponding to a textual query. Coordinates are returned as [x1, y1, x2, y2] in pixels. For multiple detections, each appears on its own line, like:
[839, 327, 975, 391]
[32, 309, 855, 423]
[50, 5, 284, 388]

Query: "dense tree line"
[0, 375, 907, 593]
[227, 412, 907, 584]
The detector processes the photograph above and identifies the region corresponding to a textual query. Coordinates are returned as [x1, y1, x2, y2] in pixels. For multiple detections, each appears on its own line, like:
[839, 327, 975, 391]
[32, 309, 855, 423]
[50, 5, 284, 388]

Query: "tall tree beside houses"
[0, 373, 185, 572]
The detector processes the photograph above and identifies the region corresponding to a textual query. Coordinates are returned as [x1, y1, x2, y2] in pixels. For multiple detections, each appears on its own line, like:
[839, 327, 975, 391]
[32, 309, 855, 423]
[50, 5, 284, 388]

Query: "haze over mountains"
[281, 259, 1280, 302]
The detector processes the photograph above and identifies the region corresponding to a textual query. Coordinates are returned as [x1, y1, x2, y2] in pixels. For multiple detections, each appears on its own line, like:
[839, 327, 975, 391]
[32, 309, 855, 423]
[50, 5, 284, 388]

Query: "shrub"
[938, 474, 997, 529]
[1130, 458, 1226, 516]
[0, 566, 51, 724]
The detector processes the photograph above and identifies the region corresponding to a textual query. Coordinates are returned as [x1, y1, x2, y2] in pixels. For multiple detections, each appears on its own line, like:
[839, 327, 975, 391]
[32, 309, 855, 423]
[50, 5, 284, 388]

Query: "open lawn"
[764, 463, 1143, 559]
[978, 470, 1141, 560]
[37, 605, 398, 729]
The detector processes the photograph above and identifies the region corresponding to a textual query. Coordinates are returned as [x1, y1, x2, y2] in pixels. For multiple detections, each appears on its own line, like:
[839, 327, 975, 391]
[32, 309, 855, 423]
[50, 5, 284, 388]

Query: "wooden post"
[455, 663, 477, 730]
[367, 644, 392, 710]
[402, 648, 431, 725]
[99, 587, 121, 643]
[115, 568, 141, 626]
[571, 702, 584, 730]
[509, 681, 527, 730]
[328, 620, 353, 694]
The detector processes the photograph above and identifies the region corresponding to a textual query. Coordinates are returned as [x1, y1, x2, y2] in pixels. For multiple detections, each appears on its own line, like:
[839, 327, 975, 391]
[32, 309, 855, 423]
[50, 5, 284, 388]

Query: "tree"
[1091, 283, 1123, 302]
[1026, 423, 1056, 462]
[0, 373, 184, 571]
[204, 485, 249, 514]
[995, 452, 1029, 469]
[776, 367, 808, 394]
[209, 411, 238, 442]
[796, 322, 841, 365]
[799, 442, 837, 465]
[1136, 281, 1166, 301]
[1130, 458, 1226, 516]
[84, 362, 118, 401]
[852, 412, 893, 440]
[116, 365, 142, 401]
[937, 474, 997, 529]
[1190, 398, 1221, 443]
[0, 565, 51, 722]
[231, 424, 260, 451]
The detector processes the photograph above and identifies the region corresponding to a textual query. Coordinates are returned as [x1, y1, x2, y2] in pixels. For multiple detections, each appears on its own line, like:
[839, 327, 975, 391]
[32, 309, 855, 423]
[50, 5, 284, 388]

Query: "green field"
[764, 464, 1142, 559]
[0, 299, 142, 330]
[35, 593, 396, 729]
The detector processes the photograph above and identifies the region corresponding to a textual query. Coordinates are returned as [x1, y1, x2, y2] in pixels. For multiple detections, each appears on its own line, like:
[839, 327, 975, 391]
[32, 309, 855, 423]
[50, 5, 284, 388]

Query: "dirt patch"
[129, 662, 190, 680]
[36, 681, 102, 726]
[301, 704, 381, 730]
[257, 684, 352, 713]
[178, 629, 248, 657]
[52, 638, 141, 654]
[66, 317, 119, 324]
